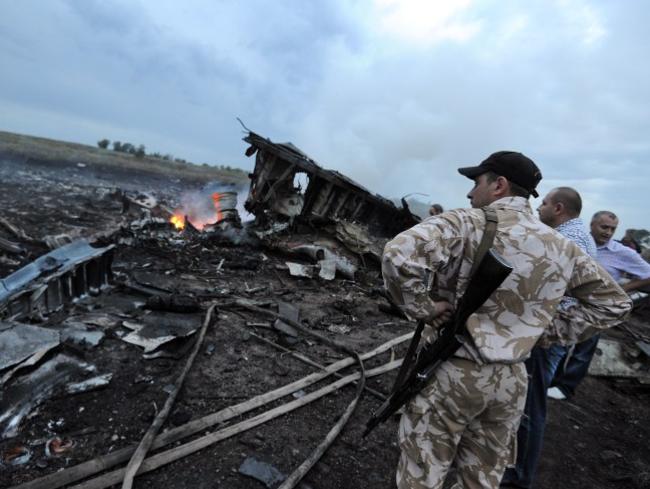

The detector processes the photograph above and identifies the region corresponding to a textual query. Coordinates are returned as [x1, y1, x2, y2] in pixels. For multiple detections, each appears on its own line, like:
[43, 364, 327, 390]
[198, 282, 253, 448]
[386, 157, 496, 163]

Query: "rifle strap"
[469, 207, 498, 277]
[389, 207, 498, 393]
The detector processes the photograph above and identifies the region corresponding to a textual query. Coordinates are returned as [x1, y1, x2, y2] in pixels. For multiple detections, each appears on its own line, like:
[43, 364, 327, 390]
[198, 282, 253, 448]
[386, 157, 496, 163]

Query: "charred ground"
[1, 155, 649, 489]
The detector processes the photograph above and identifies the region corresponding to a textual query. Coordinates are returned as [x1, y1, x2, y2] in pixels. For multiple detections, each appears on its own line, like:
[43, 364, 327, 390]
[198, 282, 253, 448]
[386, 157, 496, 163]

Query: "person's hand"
[430, 300, 453, 327]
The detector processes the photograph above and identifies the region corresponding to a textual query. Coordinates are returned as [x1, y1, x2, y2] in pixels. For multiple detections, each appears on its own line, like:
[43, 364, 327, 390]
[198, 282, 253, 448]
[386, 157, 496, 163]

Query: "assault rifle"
[363, 248, 512, 437]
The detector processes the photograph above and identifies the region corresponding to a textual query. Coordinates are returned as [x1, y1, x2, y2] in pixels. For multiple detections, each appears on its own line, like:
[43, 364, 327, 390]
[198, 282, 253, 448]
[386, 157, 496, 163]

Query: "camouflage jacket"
[382, 196, 631, 363]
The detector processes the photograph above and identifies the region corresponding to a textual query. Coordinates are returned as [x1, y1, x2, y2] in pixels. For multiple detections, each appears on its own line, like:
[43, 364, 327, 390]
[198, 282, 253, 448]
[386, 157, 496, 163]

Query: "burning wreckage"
[2, 132, 650, 489]
[0, 132, 423, 489]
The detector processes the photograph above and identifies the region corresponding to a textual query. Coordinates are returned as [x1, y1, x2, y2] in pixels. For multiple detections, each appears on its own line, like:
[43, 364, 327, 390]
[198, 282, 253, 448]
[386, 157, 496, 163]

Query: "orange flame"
[170, 214, 185, 230]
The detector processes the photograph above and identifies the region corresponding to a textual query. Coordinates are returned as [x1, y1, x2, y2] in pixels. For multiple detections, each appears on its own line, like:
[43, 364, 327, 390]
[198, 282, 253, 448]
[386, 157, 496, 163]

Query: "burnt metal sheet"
[588, 339, 646, 378]
[121, 312, 201, 354]
[238, 456, 286, 488]
[285, 262, 314, 278]
[243, 132, 419, 237]
[288, 241, 358, 279]
[0, 353, 111, 439]
[60, 321, 105, 349]
[0, 239, 114, 320]
[0, 322, 60, 372]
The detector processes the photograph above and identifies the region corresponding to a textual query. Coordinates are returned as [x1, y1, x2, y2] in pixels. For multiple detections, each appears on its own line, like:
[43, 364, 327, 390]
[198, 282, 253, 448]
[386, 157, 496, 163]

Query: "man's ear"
[554, 202, 564, 215]
[494, 176, 509, 196]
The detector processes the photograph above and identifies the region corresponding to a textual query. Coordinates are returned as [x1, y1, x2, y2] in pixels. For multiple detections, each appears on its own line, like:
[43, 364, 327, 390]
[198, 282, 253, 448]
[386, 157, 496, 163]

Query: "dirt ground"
[1, 156, 649, 489]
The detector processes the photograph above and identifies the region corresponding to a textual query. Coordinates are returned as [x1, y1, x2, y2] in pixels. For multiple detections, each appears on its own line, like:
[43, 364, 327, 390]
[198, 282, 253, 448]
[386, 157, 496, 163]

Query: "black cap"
[458, 151, 542, 198]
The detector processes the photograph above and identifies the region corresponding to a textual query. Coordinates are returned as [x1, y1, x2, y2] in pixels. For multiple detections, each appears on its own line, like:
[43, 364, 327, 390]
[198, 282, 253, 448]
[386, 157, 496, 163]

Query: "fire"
[168, 191, 235, 232]
[170, 214, 185, 230]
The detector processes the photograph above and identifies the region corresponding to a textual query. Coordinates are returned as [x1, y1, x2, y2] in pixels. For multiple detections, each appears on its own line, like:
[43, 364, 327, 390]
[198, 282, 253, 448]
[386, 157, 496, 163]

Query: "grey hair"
[591, 210, 618, 222]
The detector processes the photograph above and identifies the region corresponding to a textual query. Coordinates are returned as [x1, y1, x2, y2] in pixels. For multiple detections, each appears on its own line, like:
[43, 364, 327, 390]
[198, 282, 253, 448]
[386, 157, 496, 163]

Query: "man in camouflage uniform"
[382, 151, 631, 489]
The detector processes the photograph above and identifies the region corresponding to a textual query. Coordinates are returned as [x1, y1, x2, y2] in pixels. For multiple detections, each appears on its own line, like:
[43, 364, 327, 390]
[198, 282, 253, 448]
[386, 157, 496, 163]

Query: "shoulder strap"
[469, 207, 498, 277]
[391, 207, 499, 391]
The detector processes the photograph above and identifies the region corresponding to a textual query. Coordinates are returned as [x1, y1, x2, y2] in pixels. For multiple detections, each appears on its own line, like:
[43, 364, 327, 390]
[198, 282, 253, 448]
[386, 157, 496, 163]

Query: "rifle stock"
[363, 248, 512, 437]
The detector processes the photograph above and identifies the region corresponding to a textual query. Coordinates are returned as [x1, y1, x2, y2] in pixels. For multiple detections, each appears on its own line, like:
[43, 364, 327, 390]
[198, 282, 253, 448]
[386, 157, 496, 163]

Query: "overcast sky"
[2, 0, 649, 234]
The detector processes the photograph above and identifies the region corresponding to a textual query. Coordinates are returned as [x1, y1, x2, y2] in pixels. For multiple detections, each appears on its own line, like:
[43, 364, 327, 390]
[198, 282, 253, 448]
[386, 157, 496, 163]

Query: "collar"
[597, 239, 618, 251]
[487, 196, 533, 214]
[555, 217, 584, 233]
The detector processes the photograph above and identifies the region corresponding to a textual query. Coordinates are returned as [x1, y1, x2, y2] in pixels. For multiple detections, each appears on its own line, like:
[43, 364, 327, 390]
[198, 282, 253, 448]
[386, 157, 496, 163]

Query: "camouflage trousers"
[396, 357, 528, 489]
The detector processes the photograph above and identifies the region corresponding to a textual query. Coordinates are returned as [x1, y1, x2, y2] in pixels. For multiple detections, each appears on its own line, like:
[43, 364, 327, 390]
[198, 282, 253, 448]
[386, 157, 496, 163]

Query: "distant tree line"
[97, 139, 145, 158]
[97, 138, 245, 174]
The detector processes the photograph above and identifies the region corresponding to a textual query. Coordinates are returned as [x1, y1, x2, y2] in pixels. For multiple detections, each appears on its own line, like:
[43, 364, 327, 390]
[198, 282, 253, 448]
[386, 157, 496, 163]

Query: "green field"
[0, 130, 249, 185]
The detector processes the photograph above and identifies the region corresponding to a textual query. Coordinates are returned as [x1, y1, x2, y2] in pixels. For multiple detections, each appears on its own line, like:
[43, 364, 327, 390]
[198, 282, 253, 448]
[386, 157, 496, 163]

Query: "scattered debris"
[0, 322, 60, 376]
[60, 321, 105, 349]
[120, 303, 216, 489]
[65, 373, 112, 394]
[285, 262, 313, 279]
[45, 437, 74, 458]
[2, 445, 32, 466]
[5, 334, 407, 489]
[128, 192, 158, 210]
[0, 236, 24, 255]
[0, 354, 109, 439]
[327, 324, 351, 335]
[273, 302, 300, 339]
[0, 239, 114, 320]
[2, 141, 649, 489]
[318, 259, 337, 281]
[43, 234, 75, 250]
[588, 339, 650, 379]
[145, 294, 201, 313]
[0, 216, 37, 245]
[282, 240, 358, 280]
[238, 456, 287, 488]
[121, 313, 201, 354]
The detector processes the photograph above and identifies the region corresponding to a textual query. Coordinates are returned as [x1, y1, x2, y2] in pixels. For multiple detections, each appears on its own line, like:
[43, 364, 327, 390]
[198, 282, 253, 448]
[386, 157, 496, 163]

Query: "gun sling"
[364, 207, 507, 436]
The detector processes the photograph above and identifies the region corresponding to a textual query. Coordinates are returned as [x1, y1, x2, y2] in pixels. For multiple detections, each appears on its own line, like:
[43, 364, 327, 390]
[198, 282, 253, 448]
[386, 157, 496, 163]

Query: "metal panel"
[0, 240, 114, 320]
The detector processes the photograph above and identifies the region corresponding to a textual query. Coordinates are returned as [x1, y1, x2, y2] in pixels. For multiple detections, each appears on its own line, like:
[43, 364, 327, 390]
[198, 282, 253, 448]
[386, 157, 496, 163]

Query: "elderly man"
[548, 211, 650, 400]
[591, 211, 650, 293]
[501, 187, 596, 489]
[382, 152, 631, 489]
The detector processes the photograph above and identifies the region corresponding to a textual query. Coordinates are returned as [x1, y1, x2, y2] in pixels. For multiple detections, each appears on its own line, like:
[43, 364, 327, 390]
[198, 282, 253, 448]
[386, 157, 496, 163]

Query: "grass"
[0, 130, 250, 185]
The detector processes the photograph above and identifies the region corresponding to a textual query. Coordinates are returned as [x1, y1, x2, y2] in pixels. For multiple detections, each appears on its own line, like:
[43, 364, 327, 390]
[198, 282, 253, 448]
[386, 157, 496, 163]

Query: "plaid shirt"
[556, 218, 597, 258]
[556, 217, 597, 310]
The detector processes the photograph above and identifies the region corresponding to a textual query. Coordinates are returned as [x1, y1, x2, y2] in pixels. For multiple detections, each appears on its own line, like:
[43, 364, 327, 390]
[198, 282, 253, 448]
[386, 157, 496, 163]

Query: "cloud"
[1, 0, 649, 232]
[373, 0, 482, 45]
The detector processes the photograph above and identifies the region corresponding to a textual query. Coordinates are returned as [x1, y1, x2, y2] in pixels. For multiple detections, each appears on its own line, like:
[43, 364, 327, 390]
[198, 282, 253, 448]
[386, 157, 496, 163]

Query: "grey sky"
[1, 0, 648, 234]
